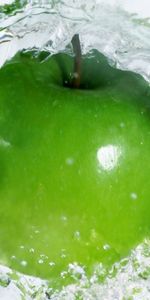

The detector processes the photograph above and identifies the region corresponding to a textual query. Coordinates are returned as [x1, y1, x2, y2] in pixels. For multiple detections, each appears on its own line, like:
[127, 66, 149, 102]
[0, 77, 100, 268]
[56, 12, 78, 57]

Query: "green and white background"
[0, 0, 150, 299]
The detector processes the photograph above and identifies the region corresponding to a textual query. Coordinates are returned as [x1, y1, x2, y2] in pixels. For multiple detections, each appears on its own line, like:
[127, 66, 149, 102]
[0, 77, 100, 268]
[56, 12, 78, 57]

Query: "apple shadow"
[5, 50, 150, 120]
[52, 50, 150, 114]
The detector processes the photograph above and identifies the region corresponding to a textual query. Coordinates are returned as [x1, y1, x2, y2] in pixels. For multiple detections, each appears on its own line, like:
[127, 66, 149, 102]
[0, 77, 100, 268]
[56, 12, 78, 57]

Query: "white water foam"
[0, 0, 150, 83]
[0, 239, 150, 299]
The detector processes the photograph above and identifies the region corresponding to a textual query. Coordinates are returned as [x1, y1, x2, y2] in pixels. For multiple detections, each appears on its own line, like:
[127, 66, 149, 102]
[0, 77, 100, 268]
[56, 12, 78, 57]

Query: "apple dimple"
[0, 52, 150, 286]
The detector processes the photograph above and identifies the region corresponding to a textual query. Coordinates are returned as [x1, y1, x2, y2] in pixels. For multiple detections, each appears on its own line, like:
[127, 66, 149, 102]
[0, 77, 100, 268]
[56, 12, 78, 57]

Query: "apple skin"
[0, 52, 150, 285]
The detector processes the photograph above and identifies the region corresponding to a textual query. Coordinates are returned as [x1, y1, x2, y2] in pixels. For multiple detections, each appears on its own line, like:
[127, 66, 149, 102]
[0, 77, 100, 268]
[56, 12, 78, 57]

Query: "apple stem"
[71, 34, 82, 89]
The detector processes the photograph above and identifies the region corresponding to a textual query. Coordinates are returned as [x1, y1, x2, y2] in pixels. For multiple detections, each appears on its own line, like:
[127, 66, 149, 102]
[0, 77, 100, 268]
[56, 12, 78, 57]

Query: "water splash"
[0, 239, 150, 299]
[0, 0, 150, 83]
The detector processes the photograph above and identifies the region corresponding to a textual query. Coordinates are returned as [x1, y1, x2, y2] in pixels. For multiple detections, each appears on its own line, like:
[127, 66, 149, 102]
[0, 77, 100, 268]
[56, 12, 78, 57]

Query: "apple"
[0, 47, 150, 288]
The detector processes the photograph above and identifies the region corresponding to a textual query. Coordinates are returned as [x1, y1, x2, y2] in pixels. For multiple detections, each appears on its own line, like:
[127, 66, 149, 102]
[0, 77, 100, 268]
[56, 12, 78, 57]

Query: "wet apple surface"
[0, 52, 150, 286]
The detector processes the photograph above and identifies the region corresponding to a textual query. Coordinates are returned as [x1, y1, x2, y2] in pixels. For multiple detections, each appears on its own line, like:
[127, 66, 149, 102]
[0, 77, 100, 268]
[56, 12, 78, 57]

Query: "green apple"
[0, 50, 150, 287]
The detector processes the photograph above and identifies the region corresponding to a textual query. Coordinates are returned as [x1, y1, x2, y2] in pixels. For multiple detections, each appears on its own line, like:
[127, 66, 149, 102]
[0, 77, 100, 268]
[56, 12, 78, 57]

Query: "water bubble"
[60, 249, 67, 259]
[49, 262, 55, 267]
[60, 215, 68, 222]
[90, 274, 98, 284]
[120, 122, 125, 128]
[68, 263, 85, 279]
[60, 271, 67, 279]
[19, 245, 25, 250]
[40, 254, 48, 259]
[130, 192, 138, 200]
[38, 259, 44, 264]
[65, 157, 75, 166]
[0, 137, 11, 148]
[29, 248, 35, 253]
[90, 229, 98, 241]
[20, 261, 27, 267]
[103, 244, 111, 251]
[74, 231, 81, 241]
[11, 255, 16, 260]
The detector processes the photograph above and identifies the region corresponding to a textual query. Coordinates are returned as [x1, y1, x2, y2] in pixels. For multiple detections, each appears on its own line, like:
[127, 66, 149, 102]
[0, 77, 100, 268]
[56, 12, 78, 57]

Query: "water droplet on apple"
[29, 248, 35, 253]
[61, 253, 66, 259]
[74, 231, 81, 241]
[60, 271, 67, 279]
[60, 249, 67, 259]
[38, 259, 44, 264]
[20, 261, 27, 267]
[11, 255, 16, 260]
[65, 157, 75, 166]
[60, 215, 68, 222]
[120, 122, 125, 128]
[103, 244, 111, 251]
[19, 245, 25, 250]
[40, 254, 48, 260]
[90, 229, 97, 241]
[49, 262, 55, 267]
[0, 137, 11, 148]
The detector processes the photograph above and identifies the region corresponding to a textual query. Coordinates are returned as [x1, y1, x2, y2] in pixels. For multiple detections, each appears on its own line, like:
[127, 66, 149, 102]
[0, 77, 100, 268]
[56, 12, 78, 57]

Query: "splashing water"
[0, 0, 150, 82]
[1, 239, 150, 299]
